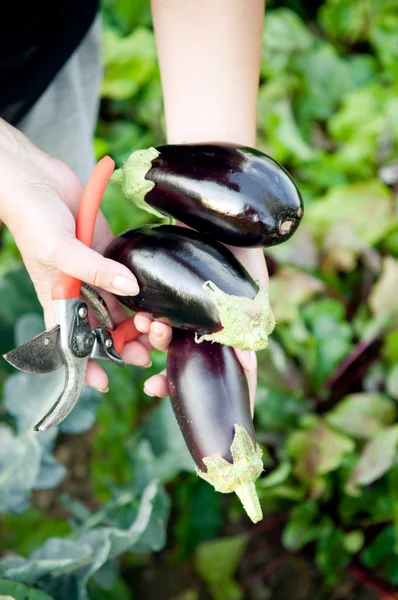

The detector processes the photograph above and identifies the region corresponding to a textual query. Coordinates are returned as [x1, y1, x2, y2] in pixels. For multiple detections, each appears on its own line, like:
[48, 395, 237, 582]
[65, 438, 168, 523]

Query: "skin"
[146, 0, 267, 409]
[0, 0, 267, 408]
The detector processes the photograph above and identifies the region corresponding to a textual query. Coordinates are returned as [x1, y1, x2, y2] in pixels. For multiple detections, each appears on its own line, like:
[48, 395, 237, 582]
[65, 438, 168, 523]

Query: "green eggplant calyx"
[196, 281, 276, 351]
[197, 424, 264, 523]
[111, 147, 166, 220]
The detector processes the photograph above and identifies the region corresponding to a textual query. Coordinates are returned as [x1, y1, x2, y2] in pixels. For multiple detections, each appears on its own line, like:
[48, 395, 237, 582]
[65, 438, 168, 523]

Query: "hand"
[0, 120, 153, 391]
[135, 247, 268, 413]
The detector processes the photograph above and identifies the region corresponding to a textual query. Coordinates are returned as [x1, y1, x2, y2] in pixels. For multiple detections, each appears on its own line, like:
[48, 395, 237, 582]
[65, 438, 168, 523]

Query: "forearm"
[0, 118, 25, 226]
[151, 0, 265, 146]
[0, 118, 47, 226]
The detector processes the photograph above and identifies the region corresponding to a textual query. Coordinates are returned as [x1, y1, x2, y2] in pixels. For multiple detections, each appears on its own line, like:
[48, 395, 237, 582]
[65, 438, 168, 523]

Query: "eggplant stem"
[111, 147, 165, 220]
[235, 482, 263, 524]
[197, 425, 264, 523]
[196, 282, 276, 351]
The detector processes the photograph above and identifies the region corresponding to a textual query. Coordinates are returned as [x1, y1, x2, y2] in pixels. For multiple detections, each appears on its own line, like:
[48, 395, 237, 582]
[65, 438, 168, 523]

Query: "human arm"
[0, 118, 154, 391]
[140, 0, 267, 405]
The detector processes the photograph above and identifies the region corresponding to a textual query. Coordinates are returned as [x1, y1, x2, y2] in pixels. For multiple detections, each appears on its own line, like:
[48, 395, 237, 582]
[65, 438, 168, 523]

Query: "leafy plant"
[1, 0, 397, 598]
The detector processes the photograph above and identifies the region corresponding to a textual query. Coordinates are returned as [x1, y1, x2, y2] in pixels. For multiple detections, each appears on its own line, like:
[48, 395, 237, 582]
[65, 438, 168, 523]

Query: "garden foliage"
[0, 1, 397, 598]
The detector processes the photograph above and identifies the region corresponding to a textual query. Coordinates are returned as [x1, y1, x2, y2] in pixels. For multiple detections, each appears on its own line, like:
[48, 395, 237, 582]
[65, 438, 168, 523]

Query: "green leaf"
[343, 531, 365, 554]
[361, 525, 396, 568]
[102, 26, 158, 100]
[307, 181, 394, 247]
[260, 483, 306, 505]
[194, 536, 247, 600]
[101, 181, 160, 238]
[1, 511, 71, 556]
[4, 364, 98, 437]
[294, 43, 353, 124]
[300, 298, 353, 391]
[383, 330, 398, 364]
[0, 267, 40, 324]
[369, 257, 398, 322]
[315, 529, 351, 585]
[329, 84, 398, 179]
[35, 454, 66, 491]
[0, 426, 43, 513]
[346, 425, 398, 495]
[269, 267, 324, 323]
[288, 420, 355, 486]
[296, 153, 348, 199]
[0, 580, 53, 600]
[319, 0, 371, 44]
[282, 501, 328, 550]
[173, 478, 224, 559]
[0, 482, 169, 600]
[254, 384, 310, 433]
[257, 85, 315, 163]
[129, 397, 195, 489]
[261, 8, 313, 77]
[14, 314, 44, 345]
[348, 54, 378, 87]
[96, 120, 157, 166]
[326, 393, 396, 439]
[370, 10, 398, 79]
[102, 0, 152, 32]
[258, 461, 292, 489]
[387, 364, 398, 399]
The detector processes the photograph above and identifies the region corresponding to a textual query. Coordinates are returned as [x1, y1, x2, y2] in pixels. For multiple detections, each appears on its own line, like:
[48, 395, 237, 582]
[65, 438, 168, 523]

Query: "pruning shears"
[3, 156, 140, 432]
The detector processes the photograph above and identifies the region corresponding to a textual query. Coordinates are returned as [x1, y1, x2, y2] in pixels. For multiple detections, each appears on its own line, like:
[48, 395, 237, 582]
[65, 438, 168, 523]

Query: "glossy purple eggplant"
[167, 329, 264, 523]
[104, 224, 275, 351]
[112, 143, 303, 247]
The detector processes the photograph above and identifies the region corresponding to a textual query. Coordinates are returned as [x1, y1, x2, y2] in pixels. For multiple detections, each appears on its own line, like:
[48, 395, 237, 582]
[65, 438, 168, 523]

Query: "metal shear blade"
[3, 326, 63, 374]
[33, 298, 92, 431]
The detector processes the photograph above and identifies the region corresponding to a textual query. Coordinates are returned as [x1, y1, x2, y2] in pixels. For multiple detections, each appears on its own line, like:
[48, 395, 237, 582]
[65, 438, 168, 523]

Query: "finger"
[134, 313, 154, 334]
[234, 349, 257, 375]
[243, 351, 257, 417]
[227, 246, 269, 289]
[47, 235, 140, 297]
[246, 368, 257, 417]
[41, 294, 57, 329]
[136, 334, 155, 351]
[121, 340, 152, 367]
[85, 361, 109, 392]
[234, 349, 254, 373]
[144, 370, 169, 398]
[148, 321, 173, 352]
[91, 210, 118, 255]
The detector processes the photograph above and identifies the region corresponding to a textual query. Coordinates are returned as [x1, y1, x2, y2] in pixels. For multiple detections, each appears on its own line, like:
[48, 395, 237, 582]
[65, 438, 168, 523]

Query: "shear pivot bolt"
[78, 307, 88, 319]
[85, 333, 94, 347]
[105, 338, 113, 348]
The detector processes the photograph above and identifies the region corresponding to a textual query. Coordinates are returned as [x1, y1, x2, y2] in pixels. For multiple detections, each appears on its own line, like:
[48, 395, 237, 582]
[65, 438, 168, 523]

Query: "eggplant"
[111, 143, 303, 247]
[105, 224, 275, 351]
[167, 329, 263, 523]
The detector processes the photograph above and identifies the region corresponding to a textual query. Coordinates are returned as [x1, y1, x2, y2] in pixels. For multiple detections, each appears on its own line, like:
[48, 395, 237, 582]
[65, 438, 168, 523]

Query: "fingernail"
[144, 384, 154, 397]
[152, 323, 164, 339]
[98, 386, 109, 393]
[145, 360, 153, 368]
[112, 275, 139, 296]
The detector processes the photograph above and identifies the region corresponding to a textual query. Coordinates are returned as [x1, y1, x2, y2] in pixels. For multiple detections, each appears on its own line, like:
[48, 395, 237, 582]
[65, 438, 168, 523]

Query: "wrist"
[228, 246, 268, 288]
[166, 121, 256, 147]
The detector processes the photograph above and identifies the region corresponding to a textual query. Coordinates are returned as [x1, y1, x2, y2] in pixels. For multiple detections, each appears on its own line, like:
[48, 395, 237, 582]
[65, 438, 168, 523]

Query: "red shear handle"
[111, 318, 141, 355]
[51, 156, 115, 301]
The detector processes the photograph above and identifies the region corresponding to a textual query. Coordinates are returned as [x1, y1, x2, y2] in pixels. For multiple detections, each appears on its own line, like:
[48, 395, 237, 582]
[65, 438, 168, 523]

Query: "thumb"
[52, 236, 139, 296]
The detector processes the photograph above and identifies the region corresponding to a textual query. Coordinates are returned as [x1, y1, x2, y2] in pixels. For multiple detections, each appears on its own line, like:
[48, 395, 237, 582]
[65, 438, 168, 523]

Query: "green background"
[0, 0, 397, 598]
